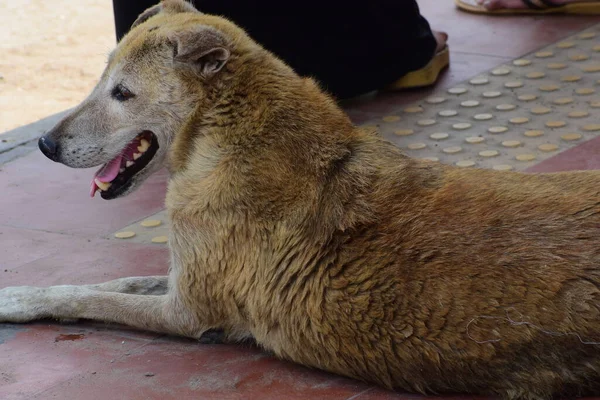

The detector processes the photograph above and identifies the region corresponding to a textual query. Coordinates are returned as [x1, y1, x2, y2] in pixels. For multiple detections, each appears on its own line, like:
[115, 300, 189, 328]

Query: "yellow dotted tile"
[448, 87, 468, 95]
[576, 88, 596, 95]
[488, 126, 509, 134]
[452, 123, 472, 130]
[492, 68, 511, 76]
[456, 160, 476, 167]
[561, 133, 583, 141]
[404, 106, 424, 113]
[540, 85, 560, 92]
[578, 32, 597, 39]
[422, 157, 440, 162]
[583, 65, 600, 73]
[561, 75, 582, 82]
[526, 71, 546, 79]
[535, 51, 554, 58]
[115, 231, 136, 239]
[408, 143, 427, 150]
[465, 136, 485, 144]
[502, 140, 522, 148]
[417, 119, 437, 126]
[430, 132, 449, 140]
[518, 94, 538, 101]
[569, 54, 590, 62]
[382, 115, 400, 122]
[505, 81, 524, 89]
[474, 113, 493, 121]
[426, 97, 446, 104]
[140, 219, 162, 227]
[461, 100, 480, 107]
[439, 109, 458, 117]
[443, 146, 463, 154]
[470, 78, 489, 85]
[493, 164, 514, 171]
[531, 107, 551, 115]
[394, 129, 414, 136]
[538, 144, 559, 152]
[547, 63, 567, 70]
[479, 150, 499, 157]
[583, 124, 600, 132]
[496, 104, 517, 111]
[513, 59, 532, 66]
[556, 41, 575, 49]
[151, 236, 169, 244]
[516, 154, 537, 162]
[546, 121, 567, 128]
[554, 97, 574, 105]
[568, 111, 589, 118]
[483, 91, 502, 98]
[524, 130, 544, 137]
[510, 117, 529, 124]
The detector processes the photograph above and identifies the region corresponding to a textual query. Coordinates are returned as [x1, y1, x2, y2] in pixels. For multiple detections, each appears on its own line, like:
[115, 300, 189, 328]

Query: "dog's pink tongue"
[90, 154, 123, 198]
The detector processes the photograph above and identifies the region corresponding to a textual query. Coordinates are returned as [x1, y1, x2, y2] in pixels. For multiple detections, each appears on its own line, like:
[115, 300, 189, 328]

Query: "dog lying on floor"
[2, 1, 600, 398]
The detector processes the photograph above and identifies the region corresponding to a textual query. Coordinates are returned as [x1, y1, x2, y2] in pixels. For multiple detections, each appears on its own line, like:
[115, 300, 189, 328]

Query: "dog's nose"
[38, 135, 59, 162]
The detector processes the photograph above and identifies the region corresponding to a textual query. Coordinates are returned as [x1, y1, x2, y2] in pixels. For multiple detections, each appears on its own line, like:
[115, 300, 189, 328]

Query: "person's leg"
[112, 0, 157, 41]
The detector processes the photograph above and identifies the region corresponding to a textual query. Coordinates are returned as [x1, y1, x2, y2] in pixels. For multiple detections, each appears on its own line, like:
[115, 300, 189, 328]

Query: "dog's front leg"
[0, 285, 203, 338]
[84, 276, 168, 295]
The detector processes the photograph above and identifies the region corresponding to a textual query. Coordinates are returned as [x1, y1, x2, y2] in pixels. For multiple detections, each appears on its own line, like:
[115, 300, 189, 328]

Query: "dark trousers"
[112, 1, 436, 99]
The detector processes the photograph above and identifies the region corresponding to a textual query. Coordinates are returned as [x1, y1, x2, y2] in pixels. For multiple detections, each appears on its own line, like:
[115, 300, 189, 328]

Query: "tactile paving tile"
[363, 24, 600, 172]
[111, 25, 600, 242]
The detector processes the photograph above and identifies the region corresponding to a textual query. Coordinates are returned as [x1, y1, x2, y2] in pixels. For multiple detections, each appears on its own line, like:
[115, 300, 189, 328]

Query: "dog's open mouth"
[90, 131, 159, 200]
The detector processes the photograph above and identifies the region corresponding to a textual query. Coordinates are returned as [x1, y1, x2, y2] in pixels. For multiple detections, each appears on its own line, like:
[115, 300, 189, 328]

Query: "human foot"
[476, 0, 596, 10]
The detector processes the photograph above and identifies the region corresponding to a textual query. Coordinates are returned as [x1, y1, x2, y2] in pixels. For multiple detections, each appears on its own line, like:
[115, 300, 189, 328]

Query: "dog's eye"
[111, 84, 135, 102]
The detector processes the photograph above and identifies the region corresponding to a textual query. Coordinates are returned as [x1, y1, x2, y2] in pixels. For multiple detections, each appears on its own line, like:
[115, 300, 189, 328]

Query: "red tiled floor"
[527, 136, 600, 173]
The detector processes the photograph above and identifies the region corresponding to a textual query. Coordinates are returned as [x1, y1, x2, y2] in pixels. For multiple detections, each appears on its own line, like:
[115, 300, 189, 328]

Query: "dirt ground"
[0, 0, 116, 133]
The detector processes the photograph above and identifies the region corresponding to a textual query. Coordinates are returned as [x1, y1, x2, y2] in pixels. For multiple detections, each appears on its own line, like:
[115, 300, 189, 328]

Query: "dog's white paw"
[0, 286, 50, 323]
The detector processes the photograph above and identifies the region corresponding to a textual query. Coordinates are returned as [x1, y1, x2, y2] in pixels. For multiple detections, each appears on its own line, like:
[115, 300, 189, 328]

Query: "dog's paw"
[0, 286, 49, 323]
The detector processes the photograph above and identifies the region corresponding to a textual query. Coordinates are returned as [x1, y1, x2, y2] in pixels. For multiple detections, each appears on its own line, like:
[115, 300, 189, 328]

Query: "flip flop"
[456, 0, 600, 15]
[386, 46, 450, 90]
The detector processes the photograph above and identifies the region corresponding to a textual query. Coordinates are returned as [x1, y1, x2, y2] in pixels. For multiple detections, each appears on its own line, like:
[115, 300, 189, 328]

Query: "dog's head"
[38, 0, 249, 199]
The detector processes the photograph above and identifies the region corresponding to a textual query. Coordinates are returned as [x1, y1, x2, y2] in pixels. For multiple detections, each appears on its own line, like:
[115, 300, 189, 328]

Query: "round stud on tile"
[151, 236, 169, 244]
[443, 146, 463, 154]
[561, 133, 583, 141]
[465, 136, 485, 144]
[426, 96, 446, 104]
[556, 41, 575, 49]
[493, 164, 514, 171]
[417, 119, 437, 126]
[569, 54, 590, 62]
[422, 157, 439, 162]
[531, 107, 551, 115]
[470, 77, 489, 85]
[568, 111, 589, 118]
[483, 91, 502, 98]
[394, 129, 414, 136]
[594, 45, 600, 52]
[438, 109, 458, 117]
[578, 32, 596, 39]
[583, 124, 600, 132]
[535, 51, 554, 58]
[452, 123, 472, 130]
[538, 144, 559, 152]
[561, 75, 582, 82]
[448, 87, 468, 95]
[474, 113, 493, 121]
[479, 150, 499, 157]
[583, 65, 600, 73]
[430, 132, 449, 140]
[141, 219, 162, 227]
[554, 97, 574, 105]
[460, 100, 480, 108]
[382, 115, 400, 122]
[526, 71, 545, 79]
[576, 88, 596, 95]
[492, 67, 511, 76]
[547, 63, 567, 70]
[518, 94, 537, 101]
[513, 59, 532, 66]
[524, 130, 544, 137]
[502, 140, 522, 148]
[539, 85, 560, 92]
[516, 153, 537, 162]
[456, 160, 476, 167]
[496, 104, 517, 111]
[505, 81, 524, 88]
[408, 143, 427, 150]
[488, 126, 509, 134]
[510, 117, 529, 125]
[404, 106, 423, 113]
[546, 121, 567, 128]
[590, 101, 600, 108]
[115, 231, 136, 239]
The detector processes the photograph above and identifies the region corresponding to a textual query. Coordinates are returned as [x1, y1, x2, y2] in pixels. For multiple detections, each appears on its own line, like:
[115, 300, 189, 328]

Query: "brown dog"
[2, 1, 600, 398]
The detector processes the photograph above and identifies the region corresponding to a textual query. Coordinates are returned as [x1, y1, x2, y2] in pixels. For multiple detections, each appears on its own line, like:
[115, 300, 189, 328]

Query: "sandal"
[456, 0, 600, 15]
[386, 46, 450, 90]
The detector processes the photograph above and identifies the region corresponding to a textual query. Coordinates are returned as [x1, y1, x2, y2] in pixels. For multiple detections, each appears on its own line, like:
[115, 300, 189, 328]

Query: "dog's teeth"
[137, 139, 150, 153]
[126, 160, 134, 168]
[94, 178, 111, 191]
[133, 152, 142, 160]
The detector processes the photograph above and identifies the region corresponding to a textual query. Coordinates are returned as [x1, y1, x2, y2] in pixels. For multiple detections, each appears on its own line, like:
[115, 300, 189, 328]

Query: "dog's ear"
[170, 27, 230, 78]
[131, 1, 199, 30]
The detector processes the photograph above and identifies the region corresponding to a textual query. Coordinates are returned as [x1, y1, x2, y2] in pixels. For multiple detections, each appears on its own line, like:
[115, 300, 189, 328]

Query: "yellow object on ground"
[456, 0, 600, 15]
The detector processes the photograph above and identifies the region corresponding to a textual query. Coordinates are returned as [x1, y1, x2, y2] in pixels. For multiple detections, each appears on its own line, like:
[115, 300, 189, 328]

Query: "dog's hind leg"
[0, 284, 203, 338]
[85, 276, 168, 295]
